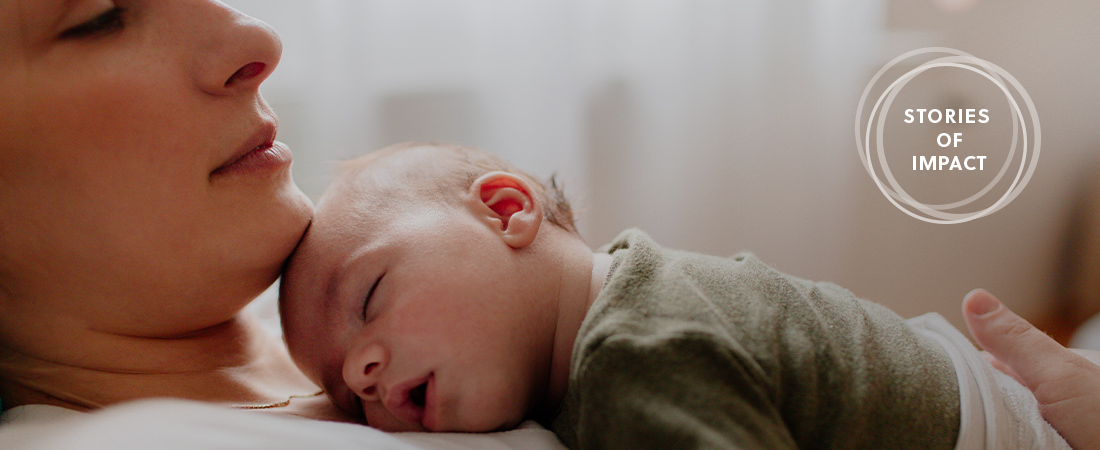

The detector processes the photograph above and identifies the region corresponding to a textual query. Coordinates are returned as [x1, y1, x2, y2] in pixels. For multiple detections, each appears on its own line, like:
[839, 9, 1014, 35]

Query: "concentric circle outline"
[871, 61, 1025, 221]
[876, 58, 1019, 212]
[854, 47, 1041, 224]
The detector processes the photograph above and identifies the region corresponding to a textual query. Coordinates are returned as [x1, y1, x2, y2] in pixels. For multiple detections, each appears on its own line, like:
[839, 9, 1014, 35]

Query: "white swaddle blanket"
[907, 313, 1070, 450]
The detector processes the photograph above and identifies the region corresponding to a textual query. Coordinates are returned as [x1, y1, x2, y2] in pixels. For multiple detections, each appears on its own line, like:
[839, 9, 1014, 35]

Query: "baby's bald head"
[321, 143, 576, 234]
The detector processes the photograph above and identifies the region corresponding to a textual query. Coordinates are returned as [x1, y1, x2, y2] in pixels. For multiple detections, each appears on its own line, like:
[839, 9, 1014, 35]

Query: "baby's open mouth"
[409, 382, 427, 408]
[386, 373, 434, 429]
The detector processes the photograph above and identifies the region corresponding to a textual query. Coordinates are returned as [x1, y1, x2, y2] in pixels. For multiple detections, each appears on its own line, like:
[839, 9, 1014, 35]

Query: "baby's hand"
[963, 289, 1100, 450]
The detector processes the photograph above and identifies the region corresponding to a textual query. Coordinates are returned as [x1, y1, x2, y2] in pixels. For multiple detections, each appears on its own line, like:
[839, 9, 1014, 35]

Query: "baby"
[280, 143, 1067, 449]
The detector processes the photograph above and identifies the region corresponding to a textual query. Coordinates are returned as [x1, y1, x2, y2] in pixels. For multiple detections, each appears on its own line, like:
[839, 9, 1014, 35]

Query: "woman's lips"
[211, 123, 291, 177]
[211, 141, 292, 176]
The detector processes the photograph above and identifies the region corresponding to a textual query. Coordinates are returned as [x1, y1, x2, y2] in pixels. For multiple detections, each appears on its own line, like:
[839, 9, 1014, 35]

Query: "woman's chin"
[216, 181, 313, 284]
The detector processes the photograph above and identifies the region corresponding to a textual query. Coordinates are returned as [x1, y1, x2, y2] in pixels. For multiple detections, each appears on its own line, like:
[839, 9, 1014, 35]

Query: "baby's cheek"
[455, 382, 530, 432]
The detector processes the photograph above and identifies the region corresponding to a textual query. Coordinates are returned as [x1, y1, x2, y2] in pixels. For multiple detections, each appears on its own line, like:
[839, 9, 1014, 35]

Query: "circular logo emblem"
[855, 47, 1040, 224]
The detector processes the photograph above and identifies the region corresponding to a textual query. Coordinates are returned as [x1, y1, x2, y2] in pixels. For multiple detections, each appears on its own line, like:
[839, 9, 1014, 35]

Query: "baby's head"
[281, 143, 582, 432]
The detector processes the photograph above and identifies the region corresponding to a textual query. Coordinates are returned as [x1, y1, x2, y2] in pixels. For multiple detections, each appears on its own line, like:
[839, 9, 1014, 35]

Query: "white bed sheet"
[0, 400, 566, 450]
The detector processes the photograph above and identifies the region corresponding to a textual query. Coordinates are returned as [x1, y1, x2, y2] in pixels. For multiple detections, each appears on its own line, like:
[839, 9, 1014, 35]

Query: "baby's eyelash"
[60, 7, 126, 40]
[362, 274, 383, 321]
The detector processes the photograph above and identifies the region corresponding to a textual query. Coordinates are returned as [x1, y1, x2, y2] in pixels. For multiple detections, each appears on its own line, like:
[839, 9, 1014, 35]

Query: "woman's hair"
[334, 142, 577, 234]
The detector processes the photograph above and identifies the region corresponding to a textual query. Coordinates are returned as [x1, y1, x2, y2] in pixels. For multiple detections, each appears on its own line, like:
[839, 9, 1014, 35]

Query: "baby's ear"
[468, 171, 543, 249]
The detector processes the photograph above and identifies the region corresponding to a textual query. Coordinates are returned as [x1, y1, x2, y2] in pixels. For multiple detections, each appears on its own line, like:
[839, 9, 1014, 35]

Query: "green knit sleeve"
[562, 327, 798, 450]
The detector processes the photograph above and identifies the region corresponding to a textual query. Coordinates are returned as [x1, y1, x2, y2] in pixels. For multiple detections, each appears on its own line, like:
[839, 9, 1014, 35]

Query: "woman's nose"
[343, 343, 388, 402]
[190, 1, 282, 96]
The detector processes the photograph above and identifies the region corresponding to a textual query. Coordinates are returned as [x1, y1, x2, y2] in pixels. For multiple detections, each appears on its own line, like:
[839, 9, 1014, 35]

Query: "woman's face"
[0, 0, 311, 352]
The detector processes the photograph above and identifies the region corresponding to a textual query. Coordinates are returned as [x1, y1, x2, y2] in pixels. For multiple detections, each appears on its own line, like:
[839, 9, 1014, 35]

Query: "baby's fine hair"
[334, 142, 577, 233]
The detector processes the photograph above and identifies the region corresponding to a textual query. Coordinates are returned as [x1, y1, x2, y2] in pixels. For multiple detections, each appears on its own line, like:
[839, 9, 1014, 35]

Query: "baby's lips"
[384, 373, 430, 429]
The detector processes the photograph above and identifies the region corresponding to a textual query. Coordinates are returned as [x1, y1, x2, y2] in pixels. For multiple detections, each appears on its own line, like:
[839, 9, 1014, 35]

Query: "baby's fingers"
[979, 350, 1024, 385]
[962, 289, 1076, 390]
[963, 289, 1100, 450]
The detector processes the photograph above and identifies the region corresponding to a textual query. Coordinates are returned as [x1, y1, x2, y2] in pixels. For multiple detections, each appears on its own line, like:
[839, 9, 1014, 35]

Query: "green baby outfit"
[548, 229, 959, 449]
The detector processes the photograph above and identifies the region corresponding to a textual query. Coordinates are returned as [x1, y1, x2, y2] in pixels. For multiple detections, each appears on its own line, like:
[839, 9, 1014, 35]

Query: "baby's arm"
[562, 330, 798, 450]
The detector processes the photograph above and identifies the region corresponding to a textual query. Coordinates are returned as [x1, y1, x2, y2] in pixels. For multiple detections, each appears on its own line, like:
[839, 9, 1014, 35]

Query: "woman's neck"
[0, 310, 326, 416]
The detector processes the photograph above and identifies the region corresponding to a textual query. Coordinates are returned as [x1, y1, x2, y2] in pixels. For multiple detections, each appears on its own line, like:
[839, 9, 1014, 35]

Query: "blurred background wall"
[225, 0, 1100, 337]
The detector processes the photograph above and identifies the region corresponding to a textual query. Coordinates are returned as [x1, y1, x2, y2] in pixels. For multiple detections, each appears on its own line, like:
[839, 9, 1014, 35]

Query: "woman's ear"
[468, 171, 543, 249]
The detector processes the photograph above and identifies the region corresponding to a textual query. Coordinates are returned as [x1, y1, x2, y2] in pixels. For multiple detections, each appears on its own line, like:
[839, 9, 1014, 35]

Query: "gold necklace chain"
[230, 390, 325, 410]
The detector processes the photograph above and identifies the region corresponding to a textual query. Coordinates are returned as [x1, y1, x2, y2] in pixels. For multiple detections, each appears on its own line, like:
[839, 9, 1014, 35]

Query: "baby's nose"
[343, 344, 388, 402]
[361, 362, 380, 396]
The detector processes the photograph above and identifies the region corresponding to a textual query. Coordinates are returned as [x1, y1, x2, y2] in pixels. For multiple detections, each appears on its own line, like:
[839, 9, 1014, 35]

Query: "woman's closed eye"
[60, 6, 126, 40]
[362, 273, 384, 321]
